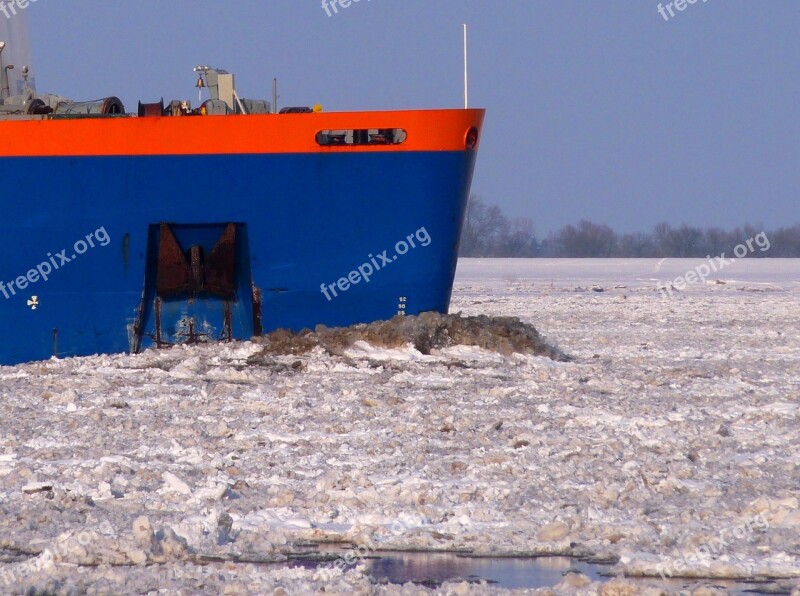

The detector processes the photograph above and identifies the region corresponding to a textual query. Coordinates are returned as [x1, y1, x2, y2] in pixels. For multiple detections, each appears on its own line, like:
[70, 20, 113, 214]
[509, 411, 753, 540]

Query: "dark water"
[364, 552, 606, 589]
[290, 548, 786, 593]
[2, 546, 787, 593]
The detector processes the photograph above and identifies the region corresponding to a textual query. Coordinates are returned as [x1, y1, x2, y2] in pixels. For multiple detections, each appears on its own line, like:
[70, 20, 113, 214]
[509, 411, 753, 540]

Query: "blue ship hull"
[0, 150, 478, 365]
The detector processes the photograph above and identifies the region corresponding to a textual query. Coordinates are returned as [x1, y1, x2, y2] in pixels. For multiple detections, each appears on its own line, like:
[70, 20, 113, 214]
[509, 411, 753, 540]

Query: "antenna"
[0, 41, 7, 100]
[463, 24, 469, 109]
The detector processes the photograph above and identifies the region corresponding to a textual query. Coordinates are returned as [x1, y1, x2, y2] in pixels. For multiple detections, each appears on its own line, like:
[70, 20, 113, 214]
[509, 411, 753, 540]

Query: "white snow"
[0, 258, 798, 594]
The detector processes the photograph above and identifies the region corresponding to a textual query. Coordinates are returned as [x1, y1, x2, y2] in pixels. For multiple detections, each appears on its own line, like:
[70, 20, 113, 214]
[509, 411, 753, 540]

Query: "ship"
[0, 41, 483, 366]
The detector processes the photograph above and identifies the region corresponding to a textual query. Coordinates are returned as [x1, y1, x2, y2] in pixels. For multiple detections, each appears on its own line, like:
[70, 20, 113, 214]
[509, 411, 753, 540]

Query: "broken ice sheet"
[0, 259, 798, 593]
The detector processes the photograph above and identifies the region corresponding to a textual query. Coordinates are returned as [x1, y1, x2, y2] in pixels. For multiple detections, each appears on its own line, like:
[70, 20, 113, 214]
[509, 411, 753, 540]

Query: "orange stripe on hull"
[0, 109, 485, 157]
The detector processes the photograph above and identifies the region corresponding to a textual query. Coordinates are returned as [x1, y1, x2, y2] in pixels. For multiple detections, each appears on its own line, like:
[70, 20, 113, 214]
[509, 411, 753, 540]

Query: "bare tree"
[460, 195, 507, 256]
[496, 217, 537, 257]
[772, 225, 800, 257]
[554, 220, 618, 257]
[619, 232, 657, 257]
[458, 199, 800, 258]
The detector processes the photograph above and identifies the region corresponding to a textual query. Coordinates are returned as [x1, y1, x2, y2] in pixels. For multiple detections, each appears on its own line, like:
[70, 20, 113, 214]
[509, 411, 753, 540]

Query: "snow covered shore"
[1, 259, 798, 594]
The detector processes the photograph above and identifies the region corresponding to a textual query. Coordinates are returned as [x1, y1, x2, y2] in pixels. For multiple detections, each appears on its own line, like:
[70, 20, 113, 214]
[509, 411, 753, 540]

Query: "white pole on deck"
[463, 24, 469, 109]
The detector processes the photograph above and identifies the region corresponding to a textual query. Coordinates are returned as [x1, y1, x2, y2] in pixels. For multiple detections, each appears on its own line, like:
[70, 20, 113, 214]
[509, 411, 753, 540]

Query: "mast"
[463, 24, 469, 110]
[0, 41, 8, 100]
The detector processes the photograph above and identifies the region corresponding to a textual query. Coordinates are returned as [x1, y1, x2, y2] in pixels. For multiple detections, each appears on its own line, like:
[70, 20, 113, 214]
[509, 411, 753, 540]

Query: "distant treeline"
[459, 196, 800, 258]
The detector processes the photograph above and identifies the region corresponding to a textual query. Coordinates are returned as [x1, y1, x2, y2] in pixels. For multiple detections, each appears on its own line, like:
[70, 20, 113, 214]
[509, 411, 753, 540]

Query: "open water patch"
[362, 552, 607, 589]
[286, 549, 791, 593]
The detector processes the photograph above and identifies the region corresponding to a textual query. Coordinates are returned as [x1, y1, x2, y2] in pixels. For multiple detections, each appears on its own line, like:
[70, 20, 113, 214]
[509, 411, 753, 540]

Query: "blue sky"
[9, 1, 800, 234]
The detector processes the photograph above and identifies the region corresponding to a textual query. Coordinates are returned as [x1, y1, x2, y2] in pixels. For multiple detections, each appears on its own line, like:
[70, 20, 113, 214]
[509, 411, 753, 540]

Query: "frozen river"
[0, 259, 798, 594]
